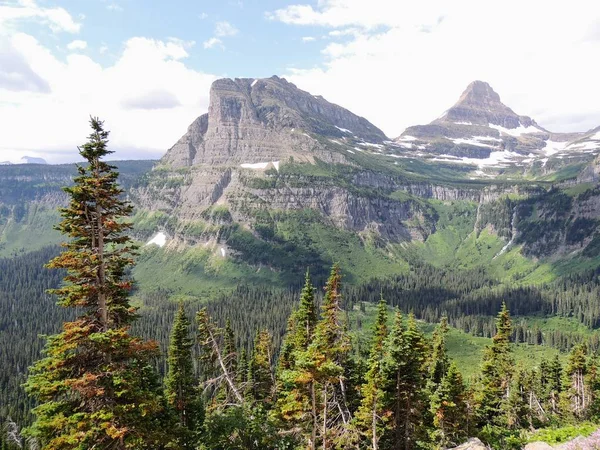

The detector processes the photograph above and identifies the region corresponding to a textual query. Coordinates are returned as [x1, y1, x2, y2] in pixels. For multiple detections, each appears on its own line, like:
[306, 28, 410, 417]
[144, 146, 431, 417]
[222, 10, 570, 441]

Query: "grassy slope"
[349, 302, 563, 380]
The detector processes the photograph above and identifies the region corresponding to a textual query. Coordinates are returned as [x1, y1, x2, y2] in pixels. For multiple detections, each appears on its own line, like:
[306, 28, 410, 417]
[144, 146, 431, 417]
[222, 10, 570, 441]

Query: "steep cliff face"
[162, 76, 387, 168]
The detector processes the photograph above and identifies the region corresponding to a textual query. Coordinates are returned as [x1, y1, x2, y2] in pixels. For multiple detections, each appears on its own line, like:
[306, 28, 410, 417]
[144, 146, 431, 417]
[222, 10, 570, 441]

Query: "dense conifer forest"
[3, 119, 600, 449]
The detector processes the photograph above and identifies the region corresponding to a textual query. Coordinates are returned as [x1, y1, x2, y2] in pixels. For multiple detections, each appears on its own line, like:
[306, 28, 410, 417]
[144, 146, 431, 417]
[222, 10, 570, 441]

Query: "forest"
[3, 119, 600, 449]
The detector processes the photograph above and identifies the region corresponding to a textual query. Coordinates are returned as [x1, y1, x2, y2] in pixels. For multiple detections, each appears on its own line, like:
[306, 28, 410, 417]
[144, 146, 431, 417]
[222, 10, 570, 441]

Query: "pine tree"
[563, 343, 588, 418]
[196, 308, 244, 407]
[249, 329, 275, 403]
[384, 311, 428, 450]
[428, 316, 449, 387]
[273, 271, 319, 448]
[355, 296, 390, 450]
[24, 118, 167, 449]
[476, 302, 514, 428]
[305, 264, 352, 449]
[429, 362, 468, 448]
[165, 303, 201, 448]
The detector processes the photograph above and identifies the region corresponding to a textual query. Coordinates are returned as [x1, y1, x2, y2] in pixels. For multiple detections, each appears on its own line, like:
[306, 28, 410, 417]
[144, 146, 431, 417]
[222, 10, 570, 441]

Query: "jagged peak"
[456, 80, 502, 106]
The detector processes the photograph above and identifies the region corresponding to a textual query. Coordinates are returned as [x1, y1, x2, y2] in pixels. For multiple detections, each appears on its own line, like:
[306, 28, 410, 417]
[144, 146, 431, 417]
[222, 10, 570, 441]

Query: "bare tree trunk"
[310, 381, 317, 450]
[322, 382, 328, 450]
[207, 324, 244, 404]
[372, 396, 379, 450]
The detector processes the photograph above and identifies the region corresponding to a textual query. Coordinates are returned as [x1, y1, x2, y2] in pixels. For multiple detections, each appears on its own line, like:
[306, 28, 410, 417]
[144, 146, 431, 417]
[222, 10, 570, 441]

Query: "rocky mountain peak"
[162, 75, 387, 168]
[437, 80, 535, 128]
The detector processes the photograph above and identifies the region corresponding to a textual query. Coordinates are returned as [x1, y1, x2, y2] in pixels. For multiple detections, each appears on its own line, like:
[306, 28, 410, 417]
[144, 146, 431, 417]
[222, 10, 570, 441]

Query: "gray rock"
[523, 442, 553, 450]
[162, 76, 387, 168]
[449, 437, 488, 450]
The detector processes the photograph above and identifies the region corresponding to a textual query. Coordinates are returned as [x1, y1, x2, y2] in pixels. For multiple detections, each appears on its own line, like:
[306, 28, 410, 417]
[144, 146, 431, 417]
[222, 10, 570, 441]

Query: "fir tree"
[429, 362, 468, 448]
[476, 302, 514, 428]
[563, 343, 589, 418]
[273, 271, 319, 448]
[384, 311, 428, 450]
[249, 329, 275, 403]
[355, 296, 390, 450]
[428, 316, 449, 387]
[305, 264, 352, 449]
[165, 303, 201, 448]
[24, 118, 167, 449]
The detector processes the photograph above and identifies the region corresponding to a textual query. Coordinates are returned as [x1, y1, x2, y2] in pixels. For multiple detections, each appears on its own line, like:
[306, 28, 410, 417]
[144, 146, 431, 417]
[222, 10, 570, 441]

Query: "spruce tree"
[563, 343, 588, 418]
[24, 118, 167, 449]
[272, 271, 318, 448]
[249, 329, 275, 403]
[476, 302, 514, 429]
[355, 296, 390, 450]
[384, 311, 428, 450]
[304, 264, 352, 449]
[429, 362, 467, 448]
[165, 303, 200, 448]
[428, 316, 449, 387]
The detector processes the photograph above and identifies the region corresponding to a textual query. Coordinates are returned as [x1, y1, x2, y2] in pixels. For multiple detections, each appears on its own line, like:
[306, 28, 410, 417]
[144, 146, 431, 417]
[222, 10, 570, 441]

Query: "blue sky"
[1, 0, 600, 163]
[25, 0, 329, 77]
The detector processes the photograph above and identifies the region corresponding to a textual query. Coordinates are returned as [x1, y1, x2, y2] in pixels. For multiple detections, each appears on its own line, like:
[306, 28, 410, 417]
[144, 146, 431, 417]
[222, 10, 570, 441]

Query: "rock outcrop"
[162, 76, 387, 168]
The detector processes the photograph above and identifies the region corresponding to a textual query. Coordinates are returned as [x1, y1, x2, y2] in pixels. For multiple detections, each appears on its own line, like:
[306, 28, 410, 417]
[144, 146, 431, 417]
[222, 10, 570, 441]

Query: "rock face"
[162, 76, 387, 168]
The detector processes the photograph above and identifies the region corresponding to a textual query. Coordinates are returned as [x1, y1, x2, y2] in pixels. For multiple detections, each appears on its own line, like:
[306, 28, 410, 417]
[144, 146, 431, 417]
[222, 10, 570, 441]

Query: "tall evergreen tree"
[24, 118, 167, 449]
[476, 302, 514, 428]
[428, 316, 449, 387]
[355, 296, 390, 450]
[273, 271, 319, 448]
[165, 303, 201, 448]
[563, 343, 589, 418]
[305, 264, 352, 449]
[429, 362, 468, 448]
[249, 329, 275, 403]
[384, 311, 428, 450]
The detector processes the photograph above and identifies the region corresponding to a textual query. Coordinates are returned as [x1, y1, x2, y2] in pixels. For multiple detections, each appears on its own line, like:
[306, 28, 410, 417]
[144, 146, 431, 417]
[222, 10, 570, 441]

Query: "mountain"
[394, 81, 600, 175]
[163, 76, 387, 168]
[3, 76, 600, 288]
[20, 156, 47, 164]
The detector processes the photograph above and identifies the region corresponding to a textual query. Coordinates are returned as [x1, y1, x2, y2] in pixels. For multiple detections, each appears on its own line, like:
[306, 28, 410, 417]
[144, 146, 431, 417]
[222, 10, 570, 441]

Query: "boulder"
[449, 437, 488, 449]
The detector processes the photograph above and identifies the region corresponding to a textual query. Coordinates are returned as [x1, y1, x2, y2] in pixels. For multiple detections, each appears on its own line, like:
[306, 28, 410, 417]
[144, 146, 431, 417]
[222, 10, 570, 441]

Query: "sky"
[1, 0, 600, 163]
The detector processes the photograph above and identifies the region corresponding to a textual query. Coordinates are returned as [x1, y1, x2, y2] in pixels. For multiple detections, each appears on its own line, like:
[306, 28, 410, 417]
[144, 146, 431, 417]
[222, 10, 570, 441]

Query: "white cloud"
[301, 36, 316, 42]
[0, 34, 217, 163]
[203, 37, 223, 50]
[199, 12, 208, 20]
[214, 21, 238, 37]
[271, 0, 600, 136]
[67, 40, 87, 51]
[0, 0, 81, 33]
[99, 44, 108, 54]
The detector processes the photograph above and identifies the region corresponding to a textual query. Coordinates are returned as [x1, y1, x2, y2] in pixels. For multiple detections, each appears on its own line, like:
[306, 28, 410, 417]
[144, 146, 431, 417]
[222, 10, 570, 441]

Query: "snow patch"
[454, 121, 473, 125]
[335, 126, 353, 134]
[432, 150, 521, 168]
[489, 123, 544, 136]
[251, 79, 258, 87]
[362, 142, 384, 149]
[568, 141, 600, 151]
[346, 149, 355, 154]
[240, 161, 280, 171]
[398, 135, 418, 141]
[543, 140, 569, 156]
[220, 247, 226, 257]
[450, 137, 497, 148]
[146, 232, 167, 248]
